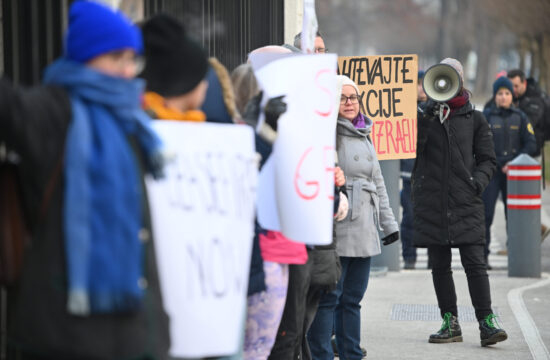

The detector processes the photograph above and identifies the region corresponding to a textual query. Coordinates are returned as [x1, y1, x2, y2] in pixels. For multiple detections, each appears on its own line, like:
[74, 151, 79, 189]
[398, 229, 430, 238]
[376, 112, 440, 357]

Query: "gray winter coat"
[335, 116, 399, 257]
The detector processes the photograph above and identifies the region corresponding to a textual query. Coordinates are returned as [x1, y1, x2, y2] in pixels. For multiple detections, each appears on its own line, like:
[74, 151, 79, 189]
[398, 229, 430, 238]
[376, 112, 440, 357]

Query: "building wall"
[284, 0, 302, 46]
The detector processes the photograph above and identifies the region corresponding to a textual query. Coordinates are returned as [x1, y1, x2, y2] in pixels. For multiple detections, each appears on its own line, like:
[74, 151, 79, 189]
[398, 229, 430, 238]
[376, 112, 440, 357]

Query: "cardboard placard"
[338, 55, 418, 160]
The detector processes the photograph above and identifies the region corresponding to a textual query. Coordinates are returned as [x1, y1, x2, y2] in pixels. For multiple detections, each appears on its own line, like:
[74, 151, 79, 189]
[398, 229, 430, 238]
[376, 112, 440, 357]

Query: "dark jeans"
[307, 256, 371, 360]
[269, 253, 317, 360]
[482, 169, 507, 258]
[428, 244, 493, 321]
[400, 180, 416, 262]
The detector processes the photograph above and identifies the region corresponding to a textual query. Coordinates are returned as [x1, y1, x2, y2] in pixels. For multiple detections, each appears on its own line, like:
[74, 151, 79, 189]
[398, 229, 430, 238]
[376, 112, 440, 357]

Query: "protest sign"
[338, 55, 418, 160]
[250, 53, 338, 245]
[146, 121, 257, 358]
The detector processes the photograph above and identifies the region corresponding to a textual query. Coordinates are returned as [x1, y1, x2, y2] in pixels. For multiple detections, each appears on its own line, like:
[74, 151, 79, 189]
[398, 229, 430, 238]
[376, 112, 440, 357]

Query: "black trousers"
[268, 252, 323, 360]
[428, 244, 493, 321]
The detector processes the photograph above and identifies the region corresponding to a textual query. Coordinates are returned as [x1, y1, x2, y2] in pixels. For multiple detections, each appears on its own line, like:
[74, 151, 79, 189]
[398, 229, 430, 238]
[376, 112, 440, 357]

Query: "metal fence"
[144, 0, 284, 71]
[0, 0, 284, 86]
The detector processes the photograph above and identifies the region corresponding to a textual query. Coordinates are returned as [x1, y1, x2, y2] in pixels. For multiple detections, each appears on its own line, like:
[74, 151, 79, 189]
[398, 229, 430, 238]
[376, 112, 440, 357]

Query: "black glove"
[241, 91, 263, 127]
[418, 99, 439, 123]
[382, 231, 399, 246]
[264, 95, 287, 132]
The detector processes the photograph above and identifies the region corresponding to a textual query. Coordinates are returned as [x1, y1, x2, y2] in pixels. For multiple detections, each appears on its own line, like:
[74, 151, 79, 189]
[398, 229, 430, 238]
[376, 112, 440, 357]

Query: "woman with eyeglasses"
[307, 75, 399, 360]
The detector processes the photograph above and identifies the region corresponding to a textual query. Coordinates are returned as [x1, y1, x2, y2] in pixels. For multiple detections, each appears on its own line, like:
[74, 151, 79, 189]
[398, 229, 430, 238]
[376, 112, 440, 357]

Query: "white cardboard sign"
[250, 54, 338, 245]
[146, 121, 257, 358]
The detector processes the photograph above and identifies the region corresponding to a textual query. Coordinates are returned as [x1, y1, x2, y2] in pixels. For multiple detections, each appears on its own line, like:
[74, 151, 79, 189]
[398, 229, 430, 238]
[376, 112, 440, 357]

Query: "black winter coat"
[0, 79, 170, 359]
[412, 101, 496, 247]
[483, 106, 536, 167]
[516, 79, 547, 156]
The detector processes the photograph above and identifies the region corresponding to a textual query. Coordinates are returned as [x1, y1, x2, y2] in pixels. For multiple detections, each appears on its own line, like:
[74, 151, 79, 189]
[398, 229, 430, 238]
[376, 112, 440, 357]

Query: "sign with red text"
[338, 55, 418, 160]
[146, 121, 257, 358]
[250, 53, 338, 245]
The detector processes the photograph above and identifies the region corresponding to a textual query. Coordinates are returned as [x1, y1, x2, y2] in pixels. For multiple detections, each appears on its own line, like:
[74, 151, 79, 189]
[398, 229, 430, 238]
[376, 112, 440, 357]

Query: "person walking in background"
[307, 75, 399, 360]
[0, 2, 170, 358]
[401, 70, 427, 270]
[482, 76, 536, 268]
[507, 69, 550, 242]
[414, 58, 507, 347]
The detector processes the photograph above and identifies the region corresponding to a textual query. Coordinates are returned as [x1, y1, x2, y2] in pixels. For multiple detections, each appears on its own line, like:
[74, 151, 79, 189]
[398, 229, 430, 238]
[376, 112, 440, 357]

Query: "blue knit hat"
[418, 70, 425, 79]
[65, 1, 142, 63]
[493, 76, 513, 96]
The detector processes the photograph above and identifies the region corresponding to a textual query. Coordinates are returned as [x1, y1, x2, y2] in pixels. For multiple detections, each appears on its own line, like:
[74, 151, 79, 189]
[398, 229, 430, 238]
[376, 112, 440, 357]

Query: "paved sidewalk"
[356, 180, 550, 359]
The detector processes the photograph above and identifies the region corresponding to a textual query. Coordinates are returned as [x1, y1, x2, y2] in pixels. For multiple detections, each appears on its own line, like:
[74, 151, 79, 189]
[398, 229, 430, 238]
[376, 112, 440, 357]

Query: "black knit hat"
[493, 76, 514, 97]
[141, 13, 208, 97]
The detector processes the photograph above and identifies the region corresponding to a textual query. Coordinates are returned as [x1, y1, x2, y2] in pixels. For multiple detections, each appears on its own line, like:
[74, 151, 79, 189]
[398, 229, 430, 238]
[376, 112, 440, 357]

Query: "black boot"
[429, 312, 463, 343]
[479, 314, 507, 346]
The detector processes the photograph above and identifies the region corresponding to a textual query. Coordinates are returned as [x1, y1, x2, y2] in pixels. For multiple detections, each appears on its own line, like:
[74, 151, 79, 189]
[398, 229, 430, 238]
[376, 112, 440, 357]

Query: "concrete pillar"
[372, 159, 401, 272]
[507, 154, 542, 278]
[284, 0, 303, 46]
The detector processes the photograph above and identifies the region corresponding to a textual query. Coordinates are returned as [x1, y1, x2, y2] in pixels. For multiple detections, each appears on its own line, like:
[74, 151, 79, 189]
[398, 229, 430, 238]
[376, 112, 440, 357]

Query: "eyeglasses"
[107, 50, 146, 74]
[340, 94, 360, 104]
[315, 47, 329, 53]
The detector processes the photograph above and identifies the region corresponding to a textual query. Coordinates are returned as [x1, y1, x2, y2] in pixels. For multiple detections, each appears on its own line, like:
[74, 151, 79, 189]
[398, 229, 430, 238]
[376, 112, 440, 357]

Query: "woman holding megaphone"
[412, 58, 508, 347]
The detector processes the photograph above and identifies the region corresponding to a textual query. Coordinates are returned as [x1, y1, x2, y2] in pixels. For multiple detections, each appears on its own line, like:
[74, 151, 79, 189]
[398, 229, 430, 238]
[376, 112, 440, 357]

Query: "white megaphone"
[422, 63, 463, 103]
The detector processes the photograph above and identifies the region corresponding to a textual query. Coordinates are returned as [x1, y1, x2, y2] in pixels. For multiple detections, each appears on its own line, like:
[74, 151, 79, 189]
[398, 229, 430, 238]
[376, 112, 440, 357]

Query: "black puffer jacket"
[516, 78, 547, 156]
[412, 101, 496, 247]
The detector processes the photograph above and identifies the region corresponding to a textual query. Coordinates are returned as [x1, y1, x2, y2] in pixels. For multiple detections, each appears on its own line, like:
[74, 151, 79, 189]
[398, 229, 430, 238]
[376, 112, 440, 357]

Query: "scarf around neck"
[43, 58, 164, 315]
[142, 91, 206, 121]
[352, 112, 367, 129]
[445, 90, 470, 116]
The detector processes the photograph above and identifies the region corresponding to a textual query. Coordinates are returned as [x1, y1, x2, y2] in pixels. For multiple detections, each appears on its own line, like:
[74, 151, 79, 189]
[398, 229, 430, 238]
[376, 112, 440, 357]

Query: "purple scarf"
[352, 113, 366, 129]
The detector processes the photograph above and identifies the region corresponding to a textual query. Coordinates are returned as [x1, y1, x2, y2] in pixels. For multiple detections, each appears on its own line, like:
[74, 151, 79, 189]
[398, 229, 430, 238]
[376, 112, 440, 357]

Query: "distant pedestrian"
[482, 76, 536, 267]
[507, 69, 550, 242]
[507, 69, 548, 157]
[414, 58, 507, 347]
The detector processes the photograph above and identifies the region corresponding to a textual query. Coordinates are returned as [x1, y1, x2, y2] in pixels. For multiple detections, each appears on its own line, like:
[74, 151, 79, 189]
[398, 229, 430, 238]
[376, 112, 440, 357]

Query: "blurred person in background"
[507, 69, 548, 158]
[507, 69, 550, 242]
[482, 76, 536, 268]
[0, 1, 170, 358]
[414, 58, 507, 347]
[293, 31, 328, 54]
[307, 75, 399, 360]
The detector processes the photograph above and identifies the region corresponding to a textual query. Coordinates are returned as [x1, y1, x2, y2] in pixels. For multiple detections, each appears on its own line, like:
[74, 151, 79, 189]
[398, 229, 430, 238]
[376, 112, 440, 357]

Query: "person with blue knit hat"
[482, 76, 536, 268]
[0, 1, 170, 358]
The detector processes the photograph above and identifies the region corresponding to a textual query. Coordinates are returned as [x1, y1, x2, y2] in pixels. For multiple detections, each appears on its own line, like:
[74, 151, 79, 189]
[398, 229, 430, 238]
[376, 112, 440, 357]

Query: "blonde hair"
[208, 57, 240, 122]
